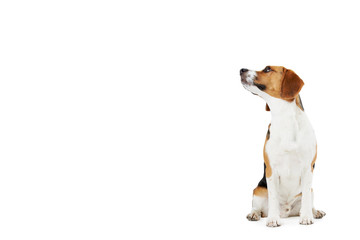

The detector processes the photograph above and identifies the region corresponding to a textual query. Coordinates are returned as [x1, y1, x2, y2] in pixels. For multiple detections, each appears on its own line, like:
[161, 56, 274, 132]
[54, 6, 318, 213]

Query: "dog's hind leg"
[246, 186, 268, 221]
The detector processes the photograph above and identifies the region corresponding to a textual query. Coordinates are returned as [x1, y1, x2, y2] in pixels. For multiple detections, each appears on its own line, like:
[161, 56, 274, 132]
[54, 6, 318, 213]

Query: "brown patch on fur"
[294, 189, 313, 199]
[295, 192, 302, 198]
[311, 145, 317, 172]
[253, 186, 268, 197]
[254, 66, 304, 101]
[254, 66, 284, 99]
[281, 69, 304, 100]
[265, 103, 270, 111]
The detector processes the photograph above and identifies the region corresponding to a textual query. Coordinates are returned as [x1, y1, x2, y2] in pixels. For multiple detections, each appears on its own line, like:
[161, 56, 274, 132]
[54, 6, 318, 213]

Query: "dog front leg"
[299, 168, 314, 225]
[266, 174, 281, 227]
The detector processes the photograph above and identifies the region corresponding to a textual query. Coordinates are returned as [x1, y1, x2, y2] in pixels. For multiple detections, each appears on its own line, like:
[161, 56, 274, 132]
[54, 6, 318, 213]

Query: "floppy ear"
[265, 104, 270, 111]
[281, 69, 304, 100]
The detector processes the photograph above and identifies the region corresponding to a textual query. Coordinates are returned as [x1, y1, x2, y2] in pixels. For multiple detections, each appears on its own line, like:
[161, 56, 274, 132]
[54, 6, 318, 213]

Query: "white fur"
[242, 70, 324, 227]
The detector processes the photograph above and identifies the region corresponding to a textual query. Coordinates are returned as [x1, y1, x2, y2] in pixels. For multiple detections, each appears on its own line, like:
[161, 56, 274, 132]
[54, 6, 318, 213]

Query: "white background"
[1, 0, 359, 239]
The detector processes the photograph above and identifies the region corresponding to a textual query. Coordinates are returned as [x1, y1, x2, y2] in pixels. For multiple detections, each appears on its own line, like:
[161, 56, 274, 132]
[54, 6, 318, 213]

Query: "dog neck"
[264, 96, 305, 148]
[265, 96, 301, 119]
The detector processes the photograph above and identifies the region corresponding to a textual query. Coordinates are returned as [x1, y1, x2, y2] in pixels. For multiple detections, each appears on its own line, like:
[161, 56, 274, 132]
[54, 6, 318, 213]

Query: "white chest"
[265, 106, 317, 197]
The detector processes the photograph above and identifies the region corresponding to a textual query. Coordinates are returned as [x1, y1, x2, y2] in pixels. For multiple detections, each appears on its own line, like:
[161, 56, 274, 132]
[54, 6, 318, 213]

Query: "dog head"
[240, 66, 304, 103]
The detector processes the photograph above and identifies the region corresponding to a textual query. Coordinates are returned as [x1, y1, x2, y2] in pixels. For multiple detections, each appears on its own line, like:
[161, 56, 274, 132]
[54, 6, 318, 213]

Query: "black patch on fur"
[298, 94, 304, 111]
[266, 128, 270, 140]
[254, 83, 266, 91]
[257, 163, 267, 188]
[312, 163, 315, 170]
[266, 123, 271, 140]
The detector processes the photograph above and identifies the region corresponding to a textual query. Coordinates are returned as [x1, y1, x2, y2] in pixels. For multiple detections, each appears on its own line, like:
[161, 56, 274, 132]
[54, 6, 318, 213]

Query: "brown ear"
[281, 69, 304, 100]
[265, 104, 270, 111]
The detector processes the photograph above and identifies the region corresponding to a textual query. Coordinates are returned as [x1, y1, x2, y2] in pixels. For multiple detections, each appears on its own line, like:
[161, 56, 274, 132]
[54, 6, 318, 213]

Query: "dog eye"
[263, 66, 271, 73]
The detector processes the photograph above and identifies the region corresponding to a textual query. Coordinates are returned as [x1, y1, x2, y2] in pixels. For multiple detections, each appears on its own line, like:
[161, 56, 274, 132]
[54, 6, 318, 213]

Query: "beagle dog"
[240, 66, 325, 227]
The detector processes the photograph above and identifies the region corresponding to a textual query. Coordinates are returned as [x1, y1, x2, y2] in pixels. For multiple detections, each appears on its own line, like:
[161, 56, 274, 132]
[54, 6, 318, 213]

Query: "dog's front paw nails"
[313, 209, 326, 219]
[246, 212, 260, 221]
[266, 217, 282, 227]
[299, 216, 314, 225]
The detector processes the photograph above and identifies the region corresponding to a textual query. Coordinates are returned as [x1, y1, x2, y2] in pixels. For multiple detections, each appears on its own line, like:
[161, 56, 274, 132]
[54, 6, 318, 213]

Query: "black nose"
[240, 68, 248, 74]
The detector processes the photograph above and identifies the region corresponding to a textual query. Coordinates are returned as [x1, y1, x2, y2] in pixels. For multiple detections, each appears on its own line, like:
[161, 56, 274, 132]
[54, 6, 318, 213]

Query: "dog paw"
[266, 217, 282, 227]
[299, 216, 314, 225]
[313, 209, 326, 219]
[246, 212, 260, 221]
